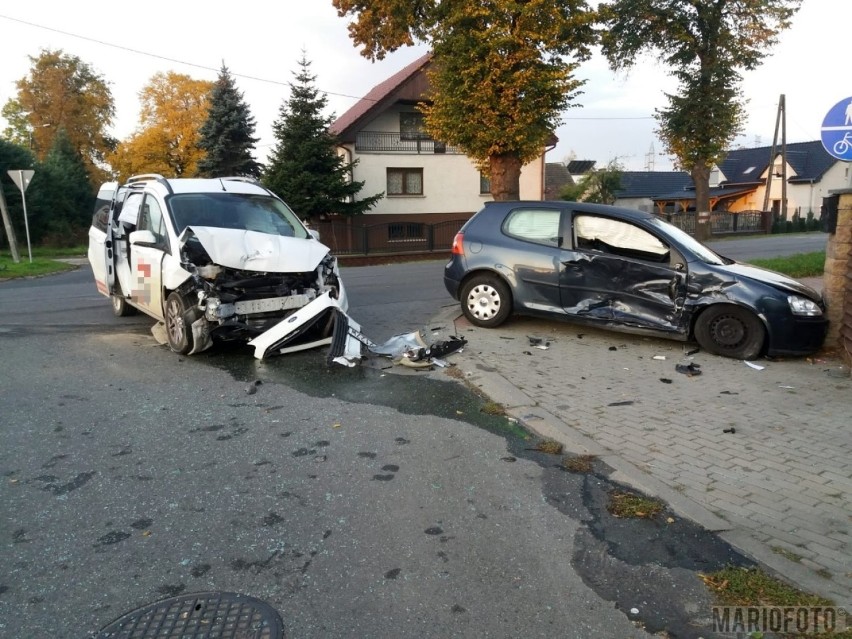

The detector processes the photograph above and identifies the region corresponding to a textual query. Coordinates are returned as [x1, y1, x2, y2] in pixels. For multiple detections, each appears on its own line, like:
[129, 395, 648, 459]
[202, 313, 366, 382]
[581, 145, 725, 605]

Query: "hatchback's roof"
[484, 200, 655, 221]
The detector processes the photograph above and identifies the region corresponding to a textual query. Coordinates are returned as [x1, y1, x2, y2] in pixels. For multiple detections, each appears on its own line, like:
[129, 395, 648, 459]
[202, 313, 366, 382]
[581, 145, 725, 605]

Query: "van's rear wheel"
[111, 292, 136, 317]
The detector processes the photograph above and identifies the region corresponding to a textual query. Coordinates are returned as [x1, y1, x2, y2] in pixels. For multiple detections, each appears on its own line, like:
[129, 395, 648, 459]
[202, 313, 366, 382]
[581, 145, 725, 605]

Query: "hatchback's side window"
[502, 208, 561, 246]
[574, 215, 669, 262]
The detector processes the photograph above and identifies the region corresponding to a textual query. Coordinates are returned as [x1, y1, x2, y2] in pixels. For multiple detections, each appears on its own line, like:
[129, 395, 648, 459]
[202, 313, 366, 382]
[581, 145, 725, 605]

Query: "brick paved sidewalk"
[435, 303, 851, 604]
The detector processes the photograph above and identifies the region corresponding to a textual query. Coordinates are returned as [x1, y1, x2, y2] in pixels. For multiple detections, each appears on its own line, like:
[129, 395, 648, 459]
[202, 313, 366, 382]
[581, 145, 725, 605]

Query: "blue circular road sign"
[821, 97, 852, 161]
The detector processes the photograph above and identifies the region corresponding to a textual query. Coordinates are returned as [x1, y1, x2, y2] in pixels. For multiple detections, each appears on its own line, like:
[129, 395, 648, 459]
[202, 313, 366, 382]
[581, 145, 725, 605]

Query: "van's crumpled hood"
[181, 226, 330, 272]
[719, 262, 821, 300]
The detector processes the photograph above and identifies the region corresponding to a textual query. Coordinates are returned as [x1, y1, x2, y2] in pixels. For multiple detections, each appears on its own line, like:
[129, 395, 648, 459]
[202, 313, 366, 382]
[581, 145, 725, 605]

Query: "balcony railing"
[355, 131, 461, 154]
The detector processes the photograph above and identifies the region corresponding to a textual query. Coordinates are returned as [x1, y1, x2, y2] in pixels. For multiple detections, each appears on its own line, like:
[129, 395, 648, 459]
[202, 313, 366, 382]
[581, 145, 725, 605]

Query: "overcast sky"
[0, 1, 848, 172]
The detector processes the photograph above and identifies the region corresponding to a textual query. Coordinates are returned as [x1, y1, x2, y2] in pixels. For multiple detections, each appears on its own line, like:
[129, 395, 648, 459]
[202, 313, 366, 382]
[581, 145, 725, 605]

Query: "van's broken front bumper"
[247, 291, 371, 363]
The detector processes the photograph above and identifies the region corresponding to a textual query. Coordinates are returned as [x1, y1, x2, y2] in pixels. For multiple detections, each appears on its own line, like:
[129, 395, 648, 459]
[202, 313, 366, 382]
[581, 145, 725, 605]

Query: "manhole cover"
[95, 591, 284, 638]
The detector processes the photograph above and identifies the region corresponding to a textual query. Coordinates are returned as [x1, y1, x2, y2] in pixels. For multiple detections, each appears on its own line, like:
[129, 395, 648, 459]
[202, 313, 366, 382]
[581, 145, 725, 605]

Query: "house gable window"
[387, 168, 423, 196]
[400, 112, 426, 140]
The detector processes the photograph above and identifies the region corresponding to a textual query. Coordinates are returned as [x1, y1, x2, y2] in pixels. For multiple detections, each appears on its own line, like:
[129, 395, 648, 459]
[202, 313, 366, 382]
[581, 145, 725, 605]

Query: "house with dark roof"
[613, 141, 851, 215]
[566, 160, 596, 183]
[544, 163, 573, 200]
[329, 54, 548, 227]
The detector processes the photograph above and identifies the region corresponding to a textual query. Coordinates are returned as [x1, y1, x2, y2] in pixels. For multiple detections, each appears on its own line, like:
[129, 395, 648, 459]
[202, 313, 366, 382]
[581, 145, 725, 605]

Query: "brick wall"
[823, 191, 852, 366]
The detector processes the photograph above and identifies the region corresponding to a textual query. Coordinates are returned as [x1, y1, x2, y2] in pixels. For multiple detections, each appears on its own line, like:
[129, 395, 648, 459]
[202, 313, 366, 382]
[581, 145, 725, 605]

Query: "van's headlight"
[787, 295, 822, 317]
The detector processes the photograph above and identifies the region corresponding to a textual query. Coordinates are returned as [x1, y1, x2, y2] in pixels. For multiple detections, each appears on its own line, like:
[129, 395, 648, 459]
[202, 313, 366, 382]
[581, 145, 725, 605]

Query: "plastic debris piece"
[666, 517, 675, 524]
[398, 356, 433, 369]
[432, 358, 450, 368]
[501, 456, 517, 462]
[332, 423, 341, 429]
[609, 346, 618, 351]
[675, 362, 702, 377]
[428, 335, 467, 358]
[608, 400, 634, 406]
[778, 385, 795, 389]
[528, 336, 543, 345]
[659, 378, 673, 384]
[523, 351, 533, 356]
[507, 417, 518, 424]
[723, 427, 736, 434]
[630, 608, 639, 615]
[653, 355, 667, 361]
[535, 344, 549, 350]
[744, 361, 765, 370]
[684, 347, 700, 356]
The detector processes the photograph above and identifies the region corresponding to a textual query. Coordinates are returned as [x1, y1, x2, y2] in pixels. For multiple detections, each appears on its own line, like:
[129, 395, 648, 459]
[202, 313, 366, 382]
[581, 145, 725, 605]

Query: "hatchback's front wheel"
[694, 304, 765, 360]
[460, 275, 512, 328]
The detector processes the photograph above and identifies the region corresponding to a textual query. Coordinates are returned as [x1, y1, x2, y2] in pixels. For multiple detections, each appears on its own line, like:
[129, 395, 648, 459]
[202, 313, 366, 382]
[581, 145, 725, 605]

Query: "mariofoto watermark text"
[712, 606, 847, 635]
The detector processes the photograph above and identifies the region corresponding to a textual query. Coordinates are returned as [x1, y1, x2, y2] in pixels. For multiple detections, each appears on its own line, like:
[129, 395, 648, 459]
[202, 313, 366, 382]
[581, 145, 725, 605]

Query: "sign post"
[7, 169, 35, 263]
[820, 97, 852, 161]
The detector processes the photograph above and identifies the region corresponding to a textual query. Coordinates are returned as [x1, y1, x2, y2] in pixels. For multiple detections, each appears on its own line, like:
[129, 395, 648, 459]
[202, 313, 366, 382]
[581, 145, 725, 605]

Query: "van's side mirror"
[129, 229, 157, 247]
[308, 229, 320, 241]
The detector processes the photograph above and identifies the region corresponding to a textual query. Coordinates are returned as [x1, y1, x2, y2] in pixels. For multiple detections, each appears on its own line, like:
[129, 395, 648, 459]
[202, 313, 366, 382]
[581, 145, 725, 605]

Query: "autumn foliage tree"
[263, 54, 382, 220]
[333, 0, 596, 200]
[1, 49, 115, 186]
[598, 0, 801, 239]
[108, 72, 213, 182]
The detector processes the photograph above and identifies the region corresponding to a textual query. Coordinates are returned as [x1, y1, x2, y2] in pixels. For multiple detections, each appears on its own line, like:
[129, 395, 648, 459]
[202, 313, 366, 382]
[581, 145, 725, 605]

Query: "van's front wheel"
[165, 293, 198, 354]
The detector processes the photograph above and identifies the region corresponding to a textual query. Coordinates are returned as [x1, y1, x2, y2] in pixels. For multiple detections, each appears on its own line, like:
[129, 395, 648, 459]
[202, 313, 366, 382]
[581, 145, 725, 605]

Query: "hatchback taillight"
[451, 232, 464, 255]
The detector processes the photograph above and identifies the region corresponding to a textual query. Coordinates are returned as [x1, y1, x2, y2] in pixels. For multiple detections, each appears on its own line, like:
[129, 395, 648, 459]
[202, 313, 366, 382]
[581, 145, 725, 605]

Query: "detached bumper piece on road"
[248, 291, 466, 368]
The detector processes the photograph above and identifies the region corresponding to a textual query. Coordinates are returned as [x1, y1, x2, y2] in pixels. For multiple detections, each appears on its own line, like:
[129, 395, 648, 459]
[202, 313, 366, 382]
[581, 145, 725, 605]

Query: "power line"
[0, 13, 371, 103]
[0, 13, 658, 120]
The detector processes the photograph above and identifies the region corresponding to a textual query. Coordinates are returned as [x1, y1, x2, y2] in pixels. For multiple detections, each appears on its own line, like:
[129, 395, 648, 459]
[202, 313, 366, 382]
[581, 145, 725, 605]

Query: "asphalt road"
[0, 232, 819, 638]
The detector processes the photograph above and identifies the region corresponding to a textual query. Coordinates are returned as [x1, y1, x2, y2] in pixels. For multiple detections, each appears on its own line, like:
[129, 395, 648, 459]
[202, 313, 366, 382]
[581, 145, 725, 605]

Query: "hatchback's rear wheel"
[460, 275, 512, 328]
[165, 292, 199, 355]
[694, 304, 765, 360]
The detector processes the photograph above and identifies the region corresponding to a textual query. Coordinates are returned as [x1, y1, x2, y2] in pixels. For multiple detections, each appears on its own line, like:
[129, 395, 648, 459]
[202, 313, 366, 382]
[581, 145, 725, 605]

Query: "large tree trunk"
[489, 152, 523, 201]
[691, 163, 712, 242]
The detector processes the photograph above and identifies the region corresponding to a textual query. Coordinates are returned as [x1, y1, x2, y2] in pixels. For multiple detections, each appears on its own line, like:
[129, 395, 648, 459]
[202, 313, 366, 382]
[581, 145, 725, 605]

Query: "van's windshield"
[167, 193, 310, 239]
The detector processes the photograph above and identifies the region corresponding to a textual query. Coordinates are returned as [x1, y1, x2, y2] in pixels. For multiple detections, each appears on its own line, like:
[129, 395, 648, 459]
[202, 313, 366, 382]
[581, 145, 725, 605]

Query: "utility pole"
[0, 182, 22, 263]
[762, 95, 787, 220]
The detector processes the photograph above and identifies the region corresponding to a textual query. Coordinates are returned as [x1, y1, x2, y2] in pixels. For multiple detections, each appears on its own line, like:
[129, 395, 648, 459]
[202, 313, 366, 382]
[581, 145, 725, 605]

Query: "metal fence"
[654, 210, 767, 236]
[313, 219, 466, 255]
[315, 210, 786, 257]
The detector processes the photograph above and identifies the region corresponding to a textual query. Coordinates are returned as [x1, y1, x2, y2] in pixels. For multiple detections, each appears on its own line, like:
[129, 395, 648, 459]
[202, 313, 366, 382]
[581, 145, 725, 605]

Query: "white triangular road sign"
[7, 169, 35, 193]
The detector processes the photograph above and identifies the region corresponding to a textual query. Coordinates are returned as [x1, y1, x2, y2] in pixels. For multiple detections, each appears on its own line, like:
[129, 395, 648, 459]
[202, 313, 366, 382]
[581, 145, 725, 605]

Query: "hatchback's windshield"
[646, 217, 726, 265]
[168, 193, 309, 239]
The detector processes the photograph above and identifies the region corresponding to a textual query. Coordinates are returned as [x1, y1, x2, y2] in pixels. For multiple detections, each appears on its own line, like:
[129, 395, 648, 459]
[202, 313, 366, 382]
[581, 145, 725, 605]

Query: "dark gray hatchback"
[444, 201, 828, 359]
